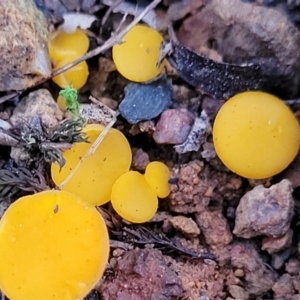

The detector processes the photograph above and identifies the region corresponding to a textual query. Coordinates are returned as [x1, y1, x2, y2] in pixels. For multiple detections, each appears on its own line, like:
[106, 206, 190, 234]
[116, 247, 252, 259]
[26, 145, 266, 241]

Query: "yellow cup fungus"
[48, 29, 89, 89]
[111, 171, 158, 223]
[0, 190, 109, 300]
[213, 91, 300, 179]
[52, 59, 89, 90]
[145, 161, 171, 198]
[51, 124, 132, 205]
[112, 25, 165, 82]
[57, 94, 67, 111]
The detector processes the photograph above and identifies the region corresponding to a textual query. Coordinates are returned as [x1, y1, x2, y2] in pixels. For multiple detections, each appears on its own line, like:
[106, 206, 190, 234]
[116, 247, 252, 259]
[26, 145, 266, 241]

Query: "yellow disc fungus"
[51, 124, 132, 206]
[144, 161, 171, 198]
[52, 59, 89, 90]
[57, 95, 67, 111]
[112, 25, 165, 82]
[48, 29, 89, 62]
[48, 29, 90, 89]
[0, 190, 109, 300]
[111, 171, 158, 223]
[213, 91, 300, 179]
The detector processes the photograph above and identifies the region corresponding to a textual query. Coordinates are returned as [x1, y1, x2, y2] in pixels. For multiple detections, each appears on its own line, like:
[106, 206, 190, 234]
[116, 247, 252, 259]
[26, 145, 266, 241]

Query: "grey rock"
[233, 179, 294, 238]
[0, 0, 51, 91]
[119, 79, 172, 124]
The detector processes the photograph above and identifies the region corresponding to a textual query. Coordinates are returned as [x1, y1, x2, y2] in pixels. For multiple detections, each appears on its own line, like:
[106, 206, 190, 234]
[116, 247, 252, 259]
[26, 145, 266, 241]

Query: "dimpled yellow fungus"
[51, 124, 132, 205]
[0, 190, 109, 300]
[112, 25, 165, 82]
[144, 161, 171, 198]
[111, 171, 158, 223]
[213, 91, 300, 179]
[48, 29, 90, 89]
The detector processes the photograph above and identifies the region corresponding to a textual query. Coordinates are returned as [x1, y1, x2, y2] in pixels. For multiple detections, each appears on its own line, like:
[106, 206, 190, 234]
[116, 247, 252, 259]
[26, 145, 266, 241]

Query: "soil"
[1, 0, 300, 299]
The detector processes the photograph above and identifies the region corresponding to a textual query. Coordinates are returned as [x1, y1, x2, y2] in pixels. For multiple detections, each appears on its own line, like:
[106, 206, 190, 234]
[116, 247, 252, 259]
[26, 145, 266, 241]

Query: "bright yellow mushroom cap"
[112, 25, 166, 82]
[111, 171, 158, 223]
[0, 190, 109, 300]
[52, 59, 89, 90]
[48, 29, 90, 62]
[48, 29, 90, 89]
[144, 161, 171, 198]
[213, 91, 300, 179]
[51, 124, 132, 206]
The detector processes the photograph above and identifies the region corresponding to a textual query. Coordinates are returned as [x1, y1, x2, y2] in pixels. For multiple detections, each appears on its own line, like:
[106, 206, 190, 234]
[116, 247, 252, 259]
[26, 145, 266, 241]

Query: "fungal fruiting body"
[112, 25, 165, 82]
[111, 162, 171, 223]
[51, 124, 132, 206]
[213, 91, 300, 179]
[0, 190, 109, 300]
[145, 161, 171, 198]
[111, 171, 158, 223]
[48, 29, 89, 89]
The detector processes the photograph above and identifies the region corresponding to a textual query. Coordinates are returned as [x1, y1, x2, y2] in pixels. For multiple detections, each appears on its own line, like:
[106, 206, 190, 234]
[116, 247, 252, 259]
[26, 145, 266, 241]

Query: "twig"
[101, 0, 124, 28]
[0, 91, 21, 104]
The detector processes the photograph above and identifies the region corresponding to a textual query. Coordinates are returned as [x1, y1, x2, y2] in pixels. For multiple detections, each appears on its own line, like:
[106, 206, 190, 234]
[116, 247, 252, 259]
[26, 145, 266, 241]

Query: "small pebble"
[119, 78, 172, 124]
[262, 229, 293, 254]
[153, 108, 194, 144]
[234, 269, 244, 277]
[285, 257, 300, 275]
[169, 216, 200, 238]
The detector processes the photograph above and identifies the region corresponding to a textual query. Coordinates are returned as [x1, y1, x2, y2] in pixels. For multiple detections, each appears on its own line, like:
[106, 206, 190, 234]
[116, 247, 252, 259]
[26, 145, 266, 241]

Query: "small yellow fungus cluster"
[112, 25, 165, 82]
[0, 190, 109, 300]
[51, 124, 132, 206]
[48, 29, 89, 89]
[213, 91, 300, 179]
[111, 162, 171, 223]
[51, 125, 170, 223]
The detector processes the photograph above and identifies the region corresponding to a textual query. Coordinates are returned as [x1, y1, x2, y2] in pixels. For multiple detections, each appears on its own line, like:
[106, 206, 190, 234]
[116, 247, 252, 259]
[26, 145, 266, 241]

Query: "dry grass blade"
[123, 226, 218, 261]
[0, 167, 49, 200]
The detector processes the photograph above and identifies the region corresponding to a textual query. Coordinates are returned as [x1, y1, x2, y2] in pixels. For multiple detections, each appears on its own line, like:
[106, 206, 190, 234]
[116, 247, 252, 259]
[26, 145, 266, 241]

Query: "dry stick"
[0, 91, 21, 104]
[58, 0, 161, 189]
[101, 0, 124, 28]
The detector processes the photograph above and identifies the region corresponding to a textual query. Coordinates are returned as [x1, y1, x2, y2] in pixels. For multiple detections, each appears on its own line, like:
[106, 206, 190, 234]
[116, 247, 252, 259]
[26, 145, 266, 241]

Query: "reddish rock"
[195, 210, 232, 246]
[100, 248, 183, 300]
[169, 216, 200, 238]
[230, 242, 276, 296]
[153, 109, 194, 145]
[285, 258, 300, 275]
[262, 229, 293, 254]
[272, 274, 294, 298]
[169, 161, 243, 214]
[131, 148, 150, 171]
[228, 285, 249, 299]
